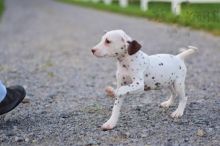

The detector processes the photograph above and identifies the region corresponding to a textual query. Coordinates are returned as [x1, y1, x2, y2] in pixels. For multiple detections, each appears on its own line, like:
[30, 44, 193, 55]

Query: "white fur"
[91, 30, 197, 130]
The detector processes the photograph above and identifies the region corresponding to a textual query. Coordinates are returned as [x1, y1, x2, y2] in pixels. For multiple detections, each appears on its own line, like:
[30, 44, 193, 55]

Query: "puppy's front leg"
[101, 73, 125, 130]
[116, 74, 145, 97]
[102, 75, 144, 130]
[101, 97, 124, 130]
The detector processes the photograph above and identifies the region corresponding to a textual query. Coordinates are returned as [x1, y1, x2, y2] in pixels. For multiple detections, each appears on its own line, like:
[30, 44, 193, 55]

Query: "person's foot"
[0, 85, 26, 115]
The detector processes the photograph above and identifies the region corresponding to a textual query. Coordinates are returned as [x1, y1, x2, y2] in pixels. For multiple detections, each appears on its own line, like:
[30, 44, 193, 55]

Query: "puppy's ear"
[127, 40, 142, 55]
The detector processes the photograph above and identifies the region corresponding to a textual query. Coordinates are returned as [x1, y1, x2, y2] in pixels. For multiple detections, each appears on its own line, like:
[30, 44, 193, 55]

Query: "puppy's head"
[91, 30, 141, 58]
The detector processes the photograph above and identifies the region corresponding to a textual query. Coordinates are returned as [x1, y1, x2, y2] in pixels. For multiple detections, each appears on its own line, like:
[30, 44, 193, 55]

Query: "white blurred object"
[92, 0, 100, 3]
[103, 0, 112, 5]
[140, 0, 220, 15]
[119, 0, 128, 7]
[141, 0, 149, 11]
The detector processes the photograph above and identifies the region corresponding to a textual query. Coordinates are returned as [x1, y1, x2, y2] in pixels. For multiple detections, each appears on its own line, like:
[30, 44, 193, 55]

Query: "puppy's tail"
[177, 46, 198, 60]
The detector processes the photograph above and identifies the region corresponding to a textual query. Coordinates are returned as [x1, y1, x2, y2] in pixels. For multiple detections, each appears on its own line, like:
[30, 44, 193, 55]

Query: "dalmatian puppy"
[91, 30, 197, 130]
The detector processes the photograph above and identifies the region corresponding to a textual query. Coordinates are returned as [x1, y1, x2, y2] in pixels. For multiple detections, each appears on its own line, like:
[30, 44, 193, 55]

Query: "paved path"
[0, 0, 220, 145]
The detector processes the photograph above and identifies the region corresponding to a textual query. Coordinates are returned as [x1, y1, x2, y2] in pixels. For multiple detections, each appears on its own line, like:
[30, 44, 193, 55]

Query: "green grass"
[0, 0, 4, 18]
[59, 0, 220, 35]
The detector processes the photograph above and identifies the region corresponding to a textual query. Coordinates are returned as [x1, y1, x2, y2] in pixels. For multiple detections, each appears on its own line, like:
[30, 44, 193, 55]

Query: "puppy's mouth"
[93, 53, 107, 58]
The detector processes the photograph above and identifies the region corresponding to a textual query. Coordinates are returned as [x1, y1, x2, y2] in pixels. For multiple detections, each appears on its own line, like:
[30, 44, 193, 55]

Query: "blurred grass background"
[59, 0, 220, 35]
[0, 0, 4, 18]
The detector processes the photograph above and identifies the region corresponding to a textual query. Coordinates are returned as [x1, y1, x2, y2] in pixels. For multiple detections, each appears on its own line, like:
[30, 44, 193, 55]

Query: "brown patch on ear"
[127, 40, 142, 55]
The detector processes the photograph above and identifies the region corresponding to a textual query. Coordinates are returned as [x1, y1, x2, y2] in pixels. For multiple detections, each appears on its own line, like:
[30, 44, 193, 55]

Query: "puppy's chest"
[117, 64, 132, 78]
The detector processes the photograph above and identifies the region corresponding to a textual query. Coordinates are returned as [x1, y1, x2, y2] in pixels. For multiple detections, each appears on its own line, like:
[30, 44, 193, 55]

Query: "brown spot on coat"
[155, 82, 161, 87]
[144, 85, 151, 91]
[159, 63, 163, 66]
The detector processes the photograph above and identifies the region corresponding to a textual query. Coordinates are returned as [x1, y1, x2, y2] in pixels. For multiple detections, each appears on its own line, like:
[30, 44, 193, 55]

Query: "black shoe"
[0, 85, 26, 115]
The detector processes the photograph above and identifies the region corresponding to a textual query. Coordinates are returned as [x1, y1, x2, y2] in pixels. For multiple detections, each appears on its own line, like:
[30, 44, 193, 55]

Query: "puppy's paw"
[171, 109, 184, 118]
[101, 121, 116, 131]
[160, 100, 172, 108]
[105, 86, 115, 98]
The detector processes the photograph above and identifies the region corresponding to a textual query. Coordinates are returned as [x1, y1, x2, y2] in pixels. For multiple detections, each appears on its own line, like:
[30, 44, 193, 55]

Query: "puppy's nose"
[91, 49, 96, 54]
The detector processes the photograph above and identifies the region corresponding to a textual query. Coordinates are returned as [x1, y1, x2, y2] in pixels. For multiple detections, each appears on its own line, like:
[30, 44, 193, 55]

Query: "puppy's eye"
[105, 39, 111, 44]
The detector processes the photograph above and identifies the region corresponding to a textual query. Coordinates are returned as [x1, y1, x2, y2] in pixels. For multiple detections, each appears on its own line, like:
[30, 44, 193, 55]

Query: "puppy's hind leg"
[171, 80, 187, 118]
[160, 85, 176, 108]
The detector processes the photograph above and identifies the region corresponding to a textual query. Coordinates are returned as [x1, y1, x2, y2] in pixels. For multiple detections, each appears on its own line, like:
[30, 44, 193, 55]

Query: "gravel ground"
[0, 0, 220, 145]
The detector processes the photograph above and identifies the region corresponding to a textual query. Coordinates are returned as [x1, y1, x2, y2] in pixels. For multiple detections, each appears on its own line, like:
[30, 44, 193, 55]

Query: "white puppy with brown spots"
[91, 30, 197, 130]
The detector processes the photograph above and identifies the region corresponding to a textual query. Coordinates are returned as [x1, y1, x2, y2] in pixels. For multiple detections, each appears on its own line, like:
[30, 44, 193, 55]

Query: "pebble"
[25, 137, 29, 142]
[22, 96, 31, 103]
[13, 126, 18, 131]
[0, 115, 5, 122]
[87, 139, 97, 145]
[125, 132, 130, 137]
[5, 132, 15, 137]
[196, 129, 206, 137]
[15, 136, 24, 142]
[141, 133, 147, 138]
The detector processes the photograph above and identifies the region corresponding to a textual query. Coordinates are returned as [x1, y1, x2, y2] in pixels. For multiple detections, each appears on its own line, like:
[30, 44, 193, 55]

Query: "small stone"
[5, 132, 15, 136]
[25, 137, 29, 142]
[135, 105, 143, 111]
[32, 139, 37, 143]
[0, 134, 7, 142]
[13, 126, 18, 131]
[87, 139, 97, 145]
[207, 128, 213, 133]
[141, 133, 147, 138]
[173, 118, 180, 123]
[22, 96, 31, 103]
[15, 136, 24, 142]
[0, 115, 5, 122]
[197, 128, 206, 137]
[60, 117, 65, 122]
[125, 132, 130, 137]
[3, 114, 11, 122]
[135, 106, 141, 111]
[27, 132, 34, 137]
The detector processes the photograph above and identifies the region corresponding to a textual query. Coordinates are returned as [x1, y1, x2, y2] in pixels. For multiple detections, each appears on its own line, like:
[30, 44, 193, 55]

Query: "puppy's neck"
[116, 51, 142, 64]
[116, 53, 130, 63]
